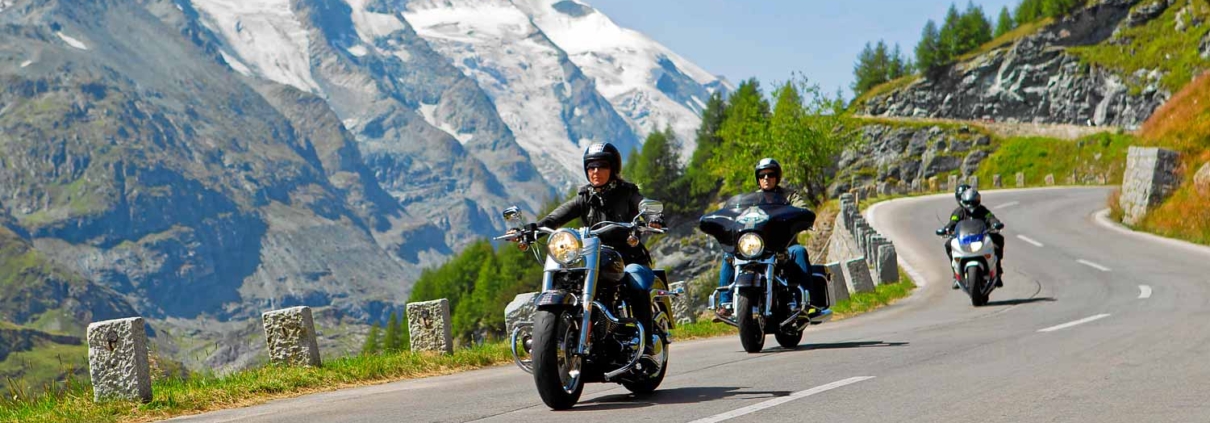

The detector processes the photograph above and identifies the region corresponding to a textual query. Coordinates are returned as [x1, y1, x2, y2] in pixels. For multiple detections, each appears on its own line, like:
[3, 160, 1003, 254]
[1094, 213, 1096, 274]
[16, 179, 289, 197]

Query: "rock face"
[1195, 163, 1210, 195]
[862, 0, 1167, 130]
[831, 124, 992, 198]
[407, 299, 453, 354]
[87, 317, 152, 403]
[1120, 146, 1183, 225]
[261, 306, 321, 367]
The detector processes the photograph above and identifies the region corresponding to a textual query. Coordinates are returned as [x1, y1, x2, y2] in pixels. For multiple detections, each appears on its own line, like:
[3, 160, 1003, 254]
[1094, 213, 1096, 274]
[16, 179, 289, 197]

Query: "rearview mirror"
[502, 206, 523, 225]
[639, 199, 663, 215]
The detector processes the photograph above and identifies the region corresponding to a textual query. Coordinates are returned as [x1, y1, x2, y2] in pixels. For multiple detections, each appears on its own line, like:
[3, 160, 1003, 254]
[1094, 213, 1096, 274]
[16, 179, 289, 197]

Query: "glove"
[992, 222, 1005, 230]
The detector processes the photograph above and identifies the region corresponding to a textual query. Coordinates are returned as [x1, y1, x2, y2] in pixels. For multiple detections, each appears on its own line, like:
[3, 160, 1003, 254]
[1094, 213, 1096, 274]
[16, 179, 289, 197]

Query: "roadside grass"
[973, 132, 1135, 186]
[831, 269, 917, 320]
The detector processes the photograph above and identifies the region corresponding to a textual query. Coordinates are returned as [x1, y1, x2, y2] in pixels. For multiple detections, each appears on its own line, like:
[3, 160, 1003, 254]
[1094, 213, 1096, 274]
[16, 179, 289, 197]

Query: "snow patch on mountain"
[220, 50, 252, 76]
[192, 0, 321, 93]
[404, 0, 638, 189]
[515, 0, 732, 154]
[55, 32, 88, 50]
[416, 102, 474, 144]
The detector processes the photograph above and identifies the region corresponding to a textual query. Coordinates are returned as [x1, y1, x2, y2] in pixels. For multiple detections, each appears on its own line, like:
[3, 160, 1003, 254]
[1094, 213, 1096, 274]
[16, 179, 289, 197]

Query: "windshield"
[723, 191, 791, 209]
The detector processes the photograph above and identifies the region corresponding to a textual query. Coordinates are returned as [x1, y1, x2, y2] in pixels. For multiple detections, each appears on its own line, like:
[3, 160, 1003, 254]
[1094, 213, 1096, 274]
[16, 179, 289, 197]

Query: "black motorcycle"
[699, 191, 833, 352]
[496, 200, 679, 410]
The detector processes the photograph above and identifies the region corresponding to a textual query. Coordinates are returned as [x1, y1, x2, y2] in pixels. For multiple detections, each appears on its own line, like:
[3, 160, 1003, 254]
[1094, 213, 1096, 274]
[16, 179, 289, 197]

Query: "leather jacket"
[536, 180, 659, 265]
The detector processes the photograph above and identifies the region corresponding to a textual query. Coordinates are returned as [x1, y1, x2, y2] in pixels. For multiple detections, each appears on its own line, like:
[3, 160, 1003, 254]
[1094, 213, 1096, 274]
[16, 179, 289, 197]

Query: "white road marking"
[995, 201, 1020, 209]
[1077, 259, 1111, 272]
[687, 376, 875, 423]
[1038, 314, 1111, 333]
[1139, 285, 1152, 299]
[1016, 235, 1044, 248]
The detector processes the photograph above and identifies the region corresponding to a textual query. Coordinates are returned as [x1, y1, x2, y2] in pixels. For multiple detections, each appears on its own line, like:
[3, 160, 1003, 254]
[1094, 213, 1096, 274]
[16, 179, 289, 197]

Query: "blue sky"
[588, 0, 1020, 100]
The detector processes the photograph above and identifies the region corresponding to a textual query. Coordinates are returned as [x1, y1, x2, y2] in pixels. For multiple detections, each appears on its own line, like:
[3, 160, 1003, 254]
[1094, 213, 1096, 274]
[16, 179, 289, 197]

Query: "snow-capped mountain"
[516, 0, 734, 155]
[403, 0, 639, 190]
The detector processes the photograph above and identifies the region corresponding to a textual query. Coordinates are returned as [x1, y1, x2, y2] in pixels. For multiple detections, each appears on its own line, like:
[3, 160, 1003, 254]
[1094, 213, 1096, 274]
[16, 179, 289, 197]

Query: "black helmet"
[959, 187, 981, 211]
[954, 183, 971, 203]
[755, 158, 782, 180]
[583, 142, 622, 182]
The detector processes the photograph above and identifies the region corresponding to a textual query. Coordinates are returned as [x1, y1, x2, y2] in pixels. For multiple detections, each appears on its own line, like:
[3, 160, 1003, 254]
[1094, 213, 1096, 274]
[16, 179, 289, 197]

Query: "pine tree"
[678, 91, 727, 211]
[631, 128, 683, 204]
[994, 6, 1015, 38]
[712, 78, 771, 192]
[956, 2, 993, 54]
[915, 20, 943, 72]
[361, 323, 381, 355]
[383, 311, 400, 352]
[1016, 0, 1043, 23]
[938, 3, 962, 63]
[851, 42, 876, 96]
[398, 312, 409, 351]
[889, 44, 907, 80]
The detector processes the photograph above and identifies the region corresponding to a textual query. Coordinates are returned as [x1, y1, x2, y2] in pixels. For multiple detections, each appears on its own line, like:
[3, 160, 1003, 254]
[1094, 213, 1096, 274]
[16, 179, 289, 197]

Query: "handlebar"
[494, 220, 663, 242]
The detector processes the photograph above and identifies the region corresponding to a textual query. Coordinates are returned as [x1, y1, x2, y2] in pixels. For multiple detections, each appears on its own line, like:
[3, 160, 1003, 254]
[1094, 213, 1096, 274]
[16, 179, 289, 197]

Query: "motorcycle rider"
[937, 187, 1006, 287]
[518, 142, 663, 353]
[716, 158, 813, 318]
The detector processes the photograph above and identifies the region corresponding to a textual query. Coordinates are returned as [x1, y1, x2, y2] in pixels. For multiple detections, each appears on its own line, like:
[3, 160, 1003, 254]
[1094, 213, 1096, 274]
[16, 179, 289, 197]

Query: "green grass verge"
[973, 132, 1134, 186]
[831, 269, 918, 319]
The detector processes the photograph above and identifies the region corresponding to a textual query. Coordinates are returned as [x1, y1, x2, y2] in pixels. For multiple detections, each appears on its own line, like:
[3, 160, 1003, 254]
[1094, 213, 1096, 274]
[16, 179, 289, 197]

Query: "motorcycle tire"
[736, 290, 765, 353]
[967, 267, 988, 307]
[623, 308, 670, 395]
[774, 329, 803, 349]
[531, 308, 584, 410]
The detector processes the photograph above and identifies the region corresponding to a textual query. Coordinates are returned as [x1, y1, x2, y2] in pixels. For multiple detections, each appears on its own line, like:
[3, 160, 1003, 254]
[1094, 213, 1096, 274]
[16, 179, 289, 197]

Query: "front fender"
[534, 290, 577, 310]
[734, 272, 763, 290]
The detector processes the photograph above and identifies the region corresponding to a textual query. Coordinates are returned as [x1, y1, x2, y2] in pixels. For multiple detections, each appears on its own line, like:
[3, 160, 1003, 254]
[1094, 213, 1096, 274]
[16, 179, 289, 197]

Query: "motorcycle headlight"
[548, 230, 582, 265]
[737, 233, 765, 258]
[969, 241, 984, 252]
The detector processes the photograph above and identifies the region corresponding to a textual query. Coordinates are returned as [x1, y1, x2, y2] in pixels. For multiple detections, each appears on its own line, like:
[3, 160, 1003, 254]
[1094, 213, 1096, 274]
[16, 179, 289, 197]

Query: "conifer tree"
[994, 6, 1015, 38]
[915, 20, 943, 72]
[384, 311, 400, 352]
[889, 44, 907, 80]
[678, 91, 727, 211]
[361, 322, 381, 355]
[956, 2, 993, 54]
[938, 3, 962, 63]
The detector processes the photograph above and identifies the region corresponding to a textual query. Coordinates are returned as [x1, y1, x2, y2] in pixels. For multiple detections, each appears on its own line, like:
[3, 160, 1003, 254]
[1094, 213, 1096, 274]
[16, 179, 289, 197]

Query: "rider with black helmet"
[530, 142, 664, 352]
[715, 158, 814, 318]
[938, 187, 1006, 287]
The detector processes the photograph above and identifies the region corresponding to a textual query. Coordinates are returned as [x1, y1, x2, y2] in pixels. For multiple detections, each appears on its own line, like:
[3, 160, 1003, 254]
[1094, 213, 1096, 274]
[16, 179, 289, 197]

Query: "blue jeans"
[717, 246, 810, 305]
[624, 264, 655, 347]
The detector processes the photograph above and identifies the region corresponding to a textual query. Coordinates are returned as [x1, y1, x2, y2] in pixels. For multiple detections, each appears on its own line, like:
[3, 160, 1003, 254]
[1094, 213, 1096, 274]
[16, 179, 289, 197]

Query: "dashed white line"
[1038, 314, 1111, 333]
[1139, 285, 1152, 299]
[1077, 259, 1111, 272]
[687, 376, 875, 423]
[1016, 235, 1044, 248]
[995, 201, 1020, 209]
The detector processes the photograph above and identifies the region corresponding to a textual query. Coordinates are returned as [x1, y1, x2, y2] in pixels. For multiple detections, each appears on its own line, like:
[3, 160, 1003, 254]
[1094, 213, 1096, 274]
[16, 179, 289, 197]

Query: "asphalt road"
[170, 187, 1210, 422]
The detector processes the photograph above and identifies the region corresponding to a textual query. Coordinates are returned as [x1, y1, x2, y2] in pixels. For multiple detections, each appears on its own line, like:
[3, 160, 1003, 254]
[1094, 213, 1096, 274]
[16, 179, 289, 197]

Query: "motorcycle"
[936, 219, 1001, 306]
[495, 200, 679, 410]
[698, 191, 833, 353]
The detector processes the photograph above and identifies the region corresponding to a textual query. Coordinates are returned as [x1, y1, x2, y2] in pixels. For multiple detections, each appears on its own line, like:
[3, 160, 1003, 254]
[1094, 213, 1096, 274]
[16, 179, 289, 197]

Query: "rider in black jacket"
[938, 187, 1006, 287]
[532, 142, 663, 352]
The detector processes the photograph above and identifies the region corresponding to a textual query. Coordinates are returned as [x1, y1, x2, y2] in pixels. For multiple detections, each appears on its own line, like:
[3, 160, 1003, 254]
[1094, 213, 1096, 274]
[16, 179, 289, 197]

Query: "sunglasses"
[758, 172, 778, 180]
[586, 161, 611, 170]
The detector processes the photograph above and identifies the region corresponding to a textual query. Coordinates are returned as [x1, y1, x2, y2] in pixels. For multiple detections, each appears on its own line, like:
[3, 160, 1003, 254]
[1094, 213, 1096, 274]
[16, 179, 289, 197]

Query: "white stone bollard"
[669, 281, 695, 325]
[408, 299, 454, 354]
[504, 292, 538, 335]
[1016, 172, 1025, 187]
[825, 262, 850, 304]
[87, 317, 152, 403]
[877, 244, 899, 285]
[845, 258, 876, 294]
[262, 306, 321, 367]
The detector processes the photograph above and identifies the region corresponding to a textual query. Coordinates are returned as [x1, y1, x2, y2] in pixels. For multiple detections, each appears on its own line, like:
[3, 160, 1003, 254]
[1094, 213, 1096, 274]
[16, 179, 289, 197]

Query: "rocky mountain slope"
[861, 0, 1170, 129]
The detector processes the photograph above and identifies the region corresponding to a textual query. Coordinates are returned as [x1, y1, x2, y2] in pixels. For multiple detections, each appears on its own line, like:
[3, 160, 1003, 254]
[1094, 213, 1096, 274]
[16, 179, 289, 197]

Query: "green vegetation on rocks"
[973, 133, 1135, 186]
[1068, 0, 1210, 94]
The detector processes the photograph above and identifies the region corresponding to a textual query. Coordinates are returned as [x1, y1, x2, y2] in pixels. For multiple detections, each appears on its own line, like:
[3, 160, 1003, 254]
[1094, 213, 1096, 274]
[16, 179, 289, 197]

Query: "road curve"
[170, 187, 1210, 423]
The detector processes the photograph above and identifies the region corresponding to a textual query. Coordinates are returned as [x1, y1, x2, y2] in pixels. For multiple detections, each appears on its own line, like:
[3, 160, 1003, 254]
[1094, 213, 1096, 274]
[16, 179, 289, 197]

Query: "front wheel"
[967, 267, 988, 307]
[531, 308, 584, 410]
[736, 290, 765, 353]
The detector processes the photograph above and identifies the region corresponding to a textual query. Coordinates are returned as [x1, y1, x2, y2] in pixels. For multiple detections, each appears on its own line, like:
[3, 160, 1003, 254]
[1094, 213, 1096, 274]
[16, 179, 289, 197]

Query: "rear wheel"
[623, 308, 670, 395]
[967, 267, 988, 307]
[774, 329, 803, 349]
[531, 309, 584, 409]
[736, 290, 765, 353]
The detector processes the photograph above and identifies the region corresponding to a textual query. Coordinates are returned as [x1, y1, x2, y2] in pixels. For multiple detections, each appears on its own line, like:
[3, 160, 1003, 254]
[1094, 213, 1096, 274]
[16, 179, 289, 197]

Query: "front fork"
[575, 236, 601, 357]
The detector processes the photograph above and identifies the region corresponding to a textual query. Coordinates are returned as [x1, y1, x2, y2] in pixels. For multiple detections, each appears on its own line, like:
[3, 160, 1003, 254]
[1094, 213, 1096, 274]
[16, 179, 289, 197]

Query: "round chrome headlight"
[737, 233, 765, 258]
[548, 230, 582, 265]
